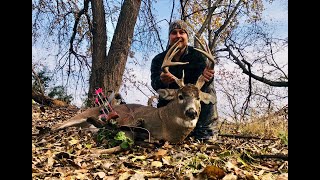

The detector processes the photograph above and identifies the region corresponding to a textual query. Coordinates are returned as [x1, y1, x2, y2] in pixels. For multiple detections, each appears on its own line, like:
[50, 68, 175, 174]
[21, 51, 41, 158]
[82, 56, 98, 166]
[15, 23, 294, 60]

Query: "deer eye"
[178, 95, 184, 100]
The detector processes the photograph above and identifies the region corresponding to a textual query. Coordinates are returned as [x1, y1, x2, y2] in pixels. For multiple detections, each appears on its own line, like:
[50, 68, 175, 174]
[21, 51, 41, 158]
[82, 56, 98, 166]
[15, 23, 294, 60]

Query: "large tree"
[88, 0, 141, 104]
[32, 0, 142, 105]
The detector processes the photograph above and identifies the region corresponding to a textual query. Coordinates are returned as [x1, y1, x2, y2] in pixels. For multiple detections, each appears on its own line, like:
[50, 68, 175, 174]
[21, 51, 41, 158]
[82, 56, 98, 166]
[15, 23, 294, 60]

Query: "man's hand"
[203, 66, 214, 82]
[160, 72, 175, 84]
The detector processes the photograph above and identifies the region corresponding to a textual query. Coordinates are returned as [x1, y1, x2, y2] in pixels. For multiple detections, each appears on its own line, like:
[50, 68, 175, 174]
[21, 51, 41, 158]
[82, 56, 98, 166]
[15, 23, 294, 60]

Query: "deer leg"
[86, 117, 107, 128]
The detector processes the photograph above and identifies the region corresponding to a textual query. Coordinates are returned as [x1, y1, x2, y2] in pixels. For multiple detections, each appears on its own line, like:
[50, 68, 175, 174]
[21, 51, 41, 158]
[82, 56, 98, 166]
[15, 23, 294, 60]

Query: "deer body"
[116, 103, 195, 143]
[52, 84, 215, 143]
[52, 37, 217, 143]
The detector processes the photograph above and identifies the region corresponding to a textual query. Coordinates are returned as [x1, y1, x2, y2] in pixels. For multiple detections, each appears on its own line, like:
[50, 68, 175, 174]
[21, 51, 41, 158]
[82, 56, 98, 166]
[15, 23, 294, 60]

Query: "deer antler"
[161, 38, 189, 87]
[194, 36, 216, 66]
[194, 36, 216, 89]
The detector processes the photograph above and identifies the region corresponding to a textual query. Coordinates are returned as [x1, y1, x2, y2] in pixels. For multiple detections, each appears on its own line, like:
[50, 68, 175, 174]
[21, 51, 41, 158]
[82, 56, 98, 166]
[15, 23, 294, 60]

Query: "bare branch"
[210, 0, 242, 50]
[223, 45, 288, 87]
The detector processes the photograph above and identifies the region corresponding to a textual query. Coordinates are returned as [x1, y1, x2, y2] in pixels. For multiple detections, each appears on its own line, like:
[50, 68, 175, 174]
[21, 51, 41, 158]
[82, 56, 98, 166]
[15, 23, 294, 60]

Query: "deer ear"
[157, 89, 177, 100]
[199, 92, 217, 104]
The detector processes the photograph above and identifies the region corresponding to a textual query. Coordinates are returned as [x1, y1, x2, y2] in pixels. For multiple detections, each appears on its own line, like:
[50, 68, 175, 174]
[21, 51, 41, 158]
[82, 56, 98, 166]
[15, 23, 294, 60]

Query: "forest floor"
[32, 103, 288, 180]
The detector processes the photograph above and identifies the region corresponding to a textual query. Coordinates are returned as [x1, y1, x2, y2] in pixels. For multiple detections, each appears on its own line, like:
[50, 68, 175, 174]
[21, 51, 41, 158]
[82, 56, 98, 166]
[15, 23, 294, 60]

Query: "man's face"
[169, 28, 188, 49]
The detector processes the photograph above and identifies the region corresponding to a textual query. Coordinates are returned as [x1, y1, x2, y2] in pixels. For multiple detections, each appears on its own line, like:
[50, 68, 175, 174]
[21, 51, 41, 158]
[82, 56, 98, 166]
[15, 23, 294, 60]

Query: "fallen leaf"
[93, 171, 106, 179]
[162, 156, 171, 165]
[47, 156, 54, 168]
[155, 149, 167, 156]
[222, 173, 237, 180]
[103, 176, 117, 180]
[151, 161, 163, 168]
[69, 138, 79, 145]
[199, 165, 225, 179]
[276, 173, 288, 180]
[129, 172, 145, 180]
[101, 162, 114, 169]
[162, 141, 172, 149]
[75, 170, 89, 179]
[258, 170, 265, 176]
[131, 155, 146, 162]
[119, 172, 132, 180]
[261, 173, 275, 180]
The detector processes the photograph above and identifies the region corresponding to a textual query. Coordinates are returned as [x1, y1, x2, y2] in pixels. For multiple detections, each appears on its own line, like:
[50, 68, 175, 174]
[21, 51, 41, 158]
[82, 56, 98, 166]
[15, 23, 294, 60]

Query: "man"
[150, 20, 218, 141]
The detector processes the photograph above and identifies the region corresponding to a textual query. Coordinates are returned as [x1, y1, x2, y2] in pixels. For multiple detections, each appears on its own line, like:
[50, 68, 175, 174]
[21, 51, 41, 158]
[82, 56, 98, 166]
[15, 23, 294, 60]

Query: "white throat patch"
[175, 117, 198, 128]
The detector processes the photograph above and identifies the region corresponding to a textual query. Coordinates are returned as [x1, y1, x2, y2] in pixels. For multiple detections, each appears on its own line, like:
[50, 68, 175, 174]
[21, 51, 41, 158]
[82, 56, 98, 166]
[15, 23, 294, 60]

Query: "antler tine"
[193, 36, 216, 89]
[173, 70, 185, 87]
[161, 38, 189, 73]
[194, 36, 216, 66]
[161, 38, 189, 87]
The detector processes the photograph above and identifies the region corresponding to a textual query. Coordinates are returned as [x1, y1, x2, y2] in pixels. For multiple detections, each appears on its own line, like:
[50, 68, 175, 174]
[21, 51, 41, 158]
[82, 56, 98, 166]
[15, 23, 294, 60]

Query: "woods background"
[32, 0, 288, 122]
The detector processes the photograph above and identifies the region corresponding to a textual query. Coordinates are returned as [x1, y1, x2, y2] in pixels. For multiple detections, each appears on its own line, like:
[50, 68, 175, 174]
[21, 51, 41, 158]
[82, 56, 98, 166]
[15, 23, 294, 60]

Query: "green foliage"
[218, 150, 233, 159]
[186, 153, 210, 172]
[96, 126, 133, 149]
[32, 67, 74, 104]
[32, 67, 52, 93]
[48, 86, 73, 104]
[96, 127, 116, 147]
[114, 131, 134, 149]
[278, 131, 288, 146]
[187, 156, 203, 170]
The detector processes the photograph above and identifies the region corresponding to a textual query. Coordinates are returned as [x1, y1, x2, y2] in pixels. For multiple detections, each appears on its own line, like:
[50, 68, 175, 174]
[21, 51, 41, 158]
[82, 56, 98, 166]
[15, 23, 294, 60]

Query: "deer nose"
[185, 108, 197, 119]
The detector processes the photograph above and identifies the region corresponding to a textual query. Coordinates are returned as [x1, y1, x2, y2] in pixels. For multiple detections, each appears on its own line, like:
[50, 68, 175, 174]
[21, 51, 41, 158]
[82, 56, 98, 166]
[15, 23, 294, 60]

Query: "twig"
[252, 154, 288, 160]
[90, 146, 122, 154]
[217, 119, 227, 134]
[32, 66, 45, 97]
[218, 133, 279, 140]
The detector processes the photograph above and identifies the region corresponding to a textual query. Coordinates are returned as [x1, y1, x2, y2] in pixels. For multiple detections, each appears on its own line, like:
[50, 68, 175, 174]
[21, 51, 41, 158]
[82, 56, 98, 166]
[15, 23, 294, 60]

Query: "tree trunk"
[88, 0, 141, 106]
[103, 0, 141, 94]
[88, 0, 107, 105]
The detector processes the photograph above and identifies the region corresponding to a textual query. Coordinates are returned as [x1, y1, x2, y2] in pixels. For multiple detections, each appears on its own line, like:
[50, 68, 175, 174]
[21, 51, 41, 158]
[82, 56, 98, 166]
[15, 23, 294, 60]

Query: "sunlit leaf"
[151, 161, 163, 168]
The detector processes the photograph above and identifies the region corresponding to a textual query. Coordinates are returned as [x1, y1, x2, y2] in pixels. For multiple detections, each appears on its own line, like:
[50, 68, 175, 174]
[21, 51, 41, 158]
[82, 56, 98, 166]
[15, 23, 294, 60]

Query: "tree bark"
[103, 0, 141, 94]
[88, 0, 108, 105]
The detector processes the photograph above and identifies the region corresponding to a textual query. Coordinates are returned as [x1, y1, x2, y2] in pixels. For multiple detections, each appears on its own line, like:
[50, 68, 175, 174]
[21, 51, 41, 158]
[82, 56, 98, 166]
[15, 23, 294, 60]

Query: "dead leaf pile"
[32, 104, 288, 180]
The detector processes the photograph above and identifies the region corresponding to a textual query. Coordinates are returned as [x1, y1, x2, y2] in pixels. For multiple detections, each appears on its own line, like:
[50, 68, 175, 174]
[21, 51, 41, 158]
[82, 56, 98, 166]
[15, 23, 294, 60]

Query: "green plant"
[32, 67, 52, 93]
[48, 85, 73, 104]
[32, 66, 74, 104]
[96, 127, 117, 147]
[278, 131, 288, 145]
[114, 131, 134, 149]
[96, 125, 133, 149]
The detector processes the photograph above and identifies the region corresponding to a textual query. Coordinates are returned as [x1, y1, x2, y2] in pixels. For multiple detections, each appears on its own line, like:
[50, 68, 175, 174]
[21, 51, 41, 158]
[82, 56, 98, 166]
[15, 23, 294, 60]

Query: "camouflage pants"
[190, 85, 218, 139]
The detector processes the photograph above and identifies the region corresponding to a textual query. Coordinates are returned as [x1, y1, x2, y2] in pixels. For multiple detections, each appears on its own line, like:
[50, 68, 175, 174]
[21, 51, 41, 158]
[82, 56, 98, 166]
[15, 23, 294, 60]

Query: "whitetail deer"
[52, 37, 216, 143]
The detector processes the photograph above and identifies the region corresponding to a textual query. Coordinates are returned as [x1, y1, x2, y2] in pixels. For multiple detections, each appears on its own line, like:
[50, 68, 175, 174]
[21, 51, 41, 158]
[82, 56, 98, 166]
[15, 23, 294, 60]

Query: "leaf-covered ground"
[32, 104, 288, 180]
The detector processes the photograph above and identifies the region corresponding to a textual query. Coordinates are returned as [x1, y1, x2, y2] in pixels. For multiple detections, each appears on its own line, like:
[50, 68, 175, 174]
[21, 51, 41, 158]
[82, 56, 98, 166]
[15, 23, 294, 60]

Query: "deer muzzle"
[185, 108, 198, 119]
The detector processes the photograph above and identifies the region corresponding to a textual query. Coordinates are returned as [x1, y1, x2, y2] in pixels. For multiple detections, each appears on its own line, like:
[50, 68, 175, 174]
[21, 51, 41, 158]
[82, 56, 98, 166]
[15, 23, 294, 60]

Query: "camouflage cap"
[169, 20, 189, 36]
